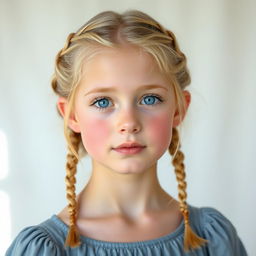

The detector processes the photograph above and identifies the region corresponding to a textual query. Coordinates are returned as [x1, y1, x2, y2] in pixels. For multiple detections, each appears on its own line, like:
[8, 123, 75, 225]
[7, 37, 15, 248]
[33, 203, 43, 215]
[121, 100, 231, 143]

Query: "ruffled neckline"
[51, 207, 186, 249]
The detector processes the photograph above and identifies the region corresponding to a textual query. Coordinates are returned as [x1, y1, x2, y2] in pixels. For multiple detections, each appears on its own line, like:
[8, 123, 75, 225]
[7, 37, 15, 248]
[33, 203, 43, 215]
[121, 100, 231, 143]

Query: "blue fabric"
[5, 205, 248, 255]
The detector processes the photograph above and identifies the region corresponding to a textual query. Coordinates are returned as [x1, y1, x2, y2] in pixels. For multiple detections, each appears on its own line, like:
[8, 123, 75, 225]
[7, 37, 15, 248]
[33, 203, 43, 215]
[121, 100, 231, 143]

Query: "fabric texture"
[5, 205, 248, 256]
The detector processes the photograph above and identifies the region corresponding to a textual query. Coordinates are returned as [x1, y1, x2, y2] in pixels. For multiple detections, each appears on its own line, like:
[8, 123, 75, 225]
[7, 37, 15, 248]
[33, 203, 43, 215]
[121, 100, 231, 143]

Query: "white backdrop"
[0, 0, 255, 255]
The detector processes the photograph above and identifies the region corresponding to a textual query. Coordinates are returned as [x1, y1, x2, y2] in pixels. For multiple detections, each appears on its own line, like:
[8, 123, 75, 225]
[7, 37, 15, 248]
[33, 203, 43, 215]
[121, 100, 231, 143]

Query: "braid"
[169, 128, 207, 251]
[58, 32, 76, 58]
[64, 130, 81, 247]
[51, 32, 76, 98]
[165, 29, 191, 88]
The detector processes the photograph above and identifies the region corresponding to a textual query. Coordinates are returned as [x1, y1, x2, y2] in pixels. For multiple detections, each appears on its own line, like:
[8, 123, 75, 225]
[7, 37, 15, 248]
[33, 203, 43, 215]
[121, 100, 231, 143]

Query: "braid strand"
[64, 130, 81, 247]
[169, 128, 207, 252]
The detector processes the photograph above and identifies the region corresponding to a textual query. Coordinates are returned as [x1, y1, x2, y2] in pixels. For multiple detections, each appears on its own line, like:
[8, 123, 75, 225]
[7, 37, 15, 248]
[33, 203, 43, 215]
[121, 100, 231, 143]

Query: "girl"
[6, 10, 247, 255]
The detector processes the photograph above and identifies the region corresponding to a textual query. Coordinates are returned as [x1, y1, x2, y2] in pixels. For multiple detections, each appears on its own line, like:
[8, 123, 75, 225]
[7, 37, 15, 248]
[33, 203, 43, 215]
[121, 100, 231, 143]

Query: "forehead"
[79, 45, 171, 91]
[82, 45, 156, 73]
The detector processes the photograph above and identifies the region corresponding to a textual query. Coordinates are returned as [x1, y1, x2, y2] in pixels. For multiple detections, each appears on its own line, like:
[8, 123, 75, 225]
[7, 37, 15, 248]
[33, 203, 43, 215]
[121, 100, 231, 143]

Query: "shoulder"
[5, 216, 65, 256]
[188, 205, 248, 255]
[189, 205, 235, 231]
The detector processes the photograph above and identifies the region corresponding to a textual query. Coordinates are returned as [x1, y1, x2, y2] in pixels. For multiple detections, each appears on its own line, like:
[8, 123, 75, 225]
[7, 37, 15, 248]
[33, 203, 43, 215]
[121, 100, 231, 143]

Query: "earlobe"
[172, 90, 191, 127]
[57, 97, 66, 117]
[57, 97, 81, 133]
[184, 90, 191, 108]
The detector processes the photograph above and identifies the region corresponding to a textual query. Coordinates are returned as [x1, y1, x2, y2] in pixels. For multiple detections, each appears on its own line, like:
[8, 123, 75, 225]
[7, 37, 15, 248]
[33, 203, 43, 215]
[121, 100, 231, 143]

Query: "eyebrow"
[84, 84, 168, 96]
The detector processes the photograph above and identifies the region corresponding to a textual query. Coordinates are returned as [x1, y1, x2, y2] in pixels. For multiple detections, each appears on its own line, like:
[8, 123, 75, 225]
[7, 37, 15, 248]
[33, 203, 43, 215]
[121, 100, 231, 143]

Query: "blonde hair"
[51, 9, 207, 252]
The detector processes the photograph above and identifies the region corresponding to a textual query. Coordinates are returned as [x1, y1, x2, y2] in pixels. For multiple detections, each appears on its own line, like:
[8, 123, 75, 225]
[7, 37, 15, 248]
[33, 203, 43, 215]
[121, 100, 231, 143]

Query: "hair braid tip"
[65, 224, 81, 248]
[183, 220, 208, 252]
[182, 208, 208, 252]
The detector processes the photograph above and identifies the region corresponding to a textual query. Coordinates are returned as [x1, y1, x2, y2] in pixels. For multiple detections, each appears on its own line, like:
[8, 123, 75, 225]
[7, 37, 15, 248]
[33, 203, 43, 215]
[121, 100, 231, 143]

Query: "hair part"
[51, 9, 207, 252]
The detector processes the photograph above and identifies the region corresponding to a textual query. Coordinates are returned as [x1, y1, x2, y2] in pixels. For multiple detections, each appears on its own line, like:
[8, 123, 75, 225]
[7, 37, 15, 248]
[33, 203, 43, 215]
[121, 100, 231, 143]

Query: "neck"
[77, 162, 173, 221]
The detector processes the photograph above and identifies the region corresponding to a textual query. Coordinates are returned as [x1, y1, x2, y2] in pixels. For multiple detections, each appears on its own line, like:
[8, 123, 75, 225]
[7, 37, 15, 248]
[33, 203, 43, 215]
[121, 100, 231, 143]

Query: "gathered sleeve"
[201, 207, 248, 256]
[5, 225, 64, 256]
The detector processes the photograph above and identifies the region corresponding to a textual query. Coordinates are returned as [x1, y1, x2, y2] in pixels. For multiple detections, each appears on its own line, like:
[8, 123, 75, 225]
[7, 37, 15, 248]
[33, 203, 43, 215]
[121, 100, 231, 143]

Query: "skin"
[57, 45, 191, 241]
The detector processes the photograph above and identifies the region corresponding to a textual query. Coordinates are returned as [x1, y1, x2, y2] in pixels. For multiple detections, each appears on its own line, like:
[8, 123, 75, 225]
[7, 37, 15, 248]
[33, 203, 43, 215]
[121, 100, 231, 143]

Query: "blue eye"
[96, 98, 109, 108]
[91, 94, 163, 111]
[141, 95, 162, 105]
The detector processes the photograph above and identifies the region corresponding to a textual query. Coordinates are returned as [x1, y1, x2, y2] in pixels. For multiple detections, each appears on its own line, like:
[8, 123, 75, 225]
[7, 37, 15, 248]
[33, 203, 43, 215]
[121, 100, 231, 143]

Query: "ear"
[172, 90, 191, 127]
[57, 97, 81, 133]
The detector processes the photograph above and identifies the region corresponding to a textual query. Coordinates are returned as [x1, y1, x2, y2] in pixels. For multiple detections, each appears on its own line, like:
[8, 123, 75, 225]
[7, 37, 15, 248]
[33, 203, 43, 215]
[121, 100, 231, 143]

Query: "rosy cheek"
[80, 118, 110, 156]
[147, 114, 172, 152]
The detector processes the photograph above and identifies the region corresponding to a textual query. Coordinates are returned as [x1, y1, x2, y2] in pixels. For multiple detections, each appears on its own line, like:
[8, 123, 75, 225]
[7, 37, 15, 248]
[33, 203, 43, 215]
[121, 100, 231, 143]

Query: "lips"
[115, 142, 145, 149]
[113, 142, 146, 155]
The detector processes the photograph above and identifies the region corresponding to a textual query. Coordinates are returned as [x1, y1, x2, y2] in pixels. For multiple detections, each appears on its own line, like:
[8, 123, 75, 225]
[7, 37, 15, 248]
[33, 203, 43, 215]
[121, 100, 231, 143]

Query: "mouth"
[115, 142, 145, 149]
[113, 146, 146, 155]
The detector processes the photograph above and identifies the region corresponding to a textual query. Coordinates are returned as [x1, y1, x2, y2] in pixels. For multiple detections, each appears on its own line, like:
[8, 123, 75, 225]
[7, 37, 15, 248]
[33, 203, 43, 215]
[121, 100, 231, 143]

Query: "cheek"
[147, 113, 173, 150]
[80, 118, 110, 155]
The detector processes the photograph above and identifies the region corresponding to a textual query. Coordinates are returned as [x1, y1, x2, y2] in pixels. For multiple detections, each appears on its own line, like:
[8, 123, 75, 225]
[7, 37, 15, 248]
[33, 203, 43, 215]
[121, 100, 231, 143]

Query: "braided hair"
[51, 9, 207, 251]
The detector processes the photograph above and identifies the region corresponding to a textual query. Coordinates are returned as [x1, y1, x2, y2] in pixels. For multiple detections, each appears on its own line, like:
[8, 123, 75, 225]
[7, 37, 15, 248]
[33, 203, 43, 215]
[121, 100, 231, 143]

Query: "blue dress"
[5, 205, 247, 255]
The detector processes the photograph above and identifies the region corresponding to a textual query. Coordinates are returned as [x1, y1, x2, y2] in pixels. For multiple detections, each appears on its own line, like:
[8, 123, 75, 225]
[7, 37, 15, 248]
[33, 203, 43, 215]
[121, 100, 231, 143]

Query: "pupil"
[99, 99, 108, 107]
[146, 96, 155, 104]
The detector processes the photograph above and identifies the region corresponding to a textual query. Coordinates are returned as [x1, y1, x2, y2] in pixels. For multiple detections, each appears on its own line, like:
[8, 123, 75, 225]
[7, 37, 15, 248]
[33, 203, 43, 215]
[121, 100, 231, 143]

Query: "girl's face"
[70, 46, 183, 174]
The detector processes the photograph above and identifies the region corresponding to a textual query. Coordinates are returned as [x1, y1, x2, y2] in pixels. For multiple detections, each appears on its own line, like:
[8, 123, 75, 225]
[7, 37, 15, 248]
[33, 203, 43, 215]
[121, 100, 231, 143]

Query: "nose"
[116, 107, 142, 134]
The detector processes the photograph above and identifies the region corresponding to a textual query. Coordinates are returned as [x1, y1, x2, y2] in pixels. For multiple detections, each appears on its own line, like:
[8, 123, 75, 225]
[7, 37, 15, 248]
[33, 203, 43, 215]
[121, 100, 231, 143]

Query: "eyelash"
[90, 94, 164, 112]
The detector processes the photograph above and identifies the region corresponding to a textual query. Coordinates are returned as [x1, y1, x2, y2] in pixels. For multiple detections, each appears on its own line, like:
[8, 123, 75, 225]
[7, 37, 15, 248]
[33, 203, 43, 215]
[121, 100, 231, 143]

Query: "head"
[51, 10, 207, 251]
